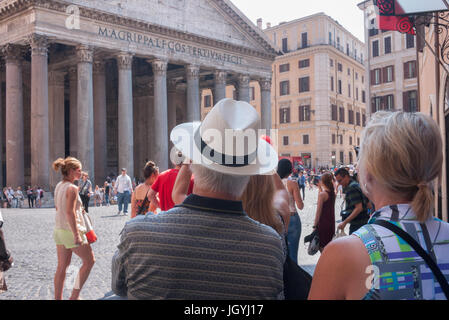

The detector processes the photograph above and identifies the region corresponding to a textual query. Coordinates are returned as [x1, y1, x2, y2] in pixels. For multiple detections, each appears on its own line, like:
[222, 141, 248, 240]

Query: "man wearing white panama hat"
[112, 99, 285, 300]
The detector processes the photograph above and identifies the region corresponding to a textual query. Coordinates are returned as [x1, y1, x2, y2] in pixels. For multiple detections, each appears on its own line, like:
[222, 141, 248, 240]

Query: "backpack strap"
[373, 219, 449, 299]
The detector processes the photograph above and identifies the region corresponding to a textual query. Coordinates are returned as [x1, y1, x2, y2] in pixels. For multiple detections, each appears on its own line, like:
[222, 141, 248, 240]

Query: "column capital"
[28, 34, 48, 56]
[168, 78, 178, 92]
[151, 59, 168, 77]
[117, 52, 133, 70]
[2, 44, 25, 64]
[238, 74, 251, 88]
[186, 64, 200, 80]
[48, 70, 66, 87]
[93, 60, 106, 74]
[76, 45, 94, 63]
[214, 70, 227, 85]
[259, 77, 272, 91]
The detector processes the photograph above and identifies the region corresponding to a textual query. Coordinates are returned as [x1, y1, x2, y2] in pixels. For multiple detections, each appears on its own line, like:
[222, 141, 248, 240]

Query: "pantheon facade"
[0, 0, 277, 191]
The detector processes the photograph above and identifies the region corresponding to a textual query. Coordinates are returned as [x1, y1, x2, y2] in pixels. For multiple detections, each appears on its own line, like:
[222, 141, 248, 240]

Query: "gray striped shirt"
[111, 194, 285, 300]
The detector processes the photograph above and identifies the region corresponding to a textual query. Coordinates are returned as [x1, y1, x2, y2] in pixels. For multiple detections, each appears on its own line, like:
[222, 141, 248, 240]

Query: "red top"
[151, 168, 194, 211]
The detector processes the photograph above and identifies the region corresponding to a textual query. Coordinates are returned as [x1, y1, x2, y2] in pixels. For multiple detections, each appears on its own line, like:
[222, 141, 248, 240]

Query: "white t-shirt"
[115, 174, 133, 193]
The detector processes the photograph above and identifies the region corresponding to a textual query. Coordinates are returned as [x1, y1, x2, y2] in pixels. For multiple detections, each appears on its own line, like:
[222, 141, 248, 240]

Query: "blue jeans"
[287, 213, 302, 265]
[117, 191, 130, 213]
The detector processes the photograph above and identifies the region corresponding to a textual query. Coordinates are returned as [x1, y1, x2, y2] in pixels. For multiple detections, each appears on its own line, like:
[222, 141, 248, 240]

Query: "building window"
[329, 32, 333, 44]
[299, 59, 310, 68]
[362, 114, 366, 127]
[330, 59, 334, 67]
[403, 90, 418, 112]
[372, 40, 379, 57]
[279, 63, 290, 73]
[301, 32, 308, 48]
[355, 72, 358, 80]
[303, 135, 309, 145]
[339, 107, 345, 123]
[280, 107, 290, 123]
[384, 36, 392, 54]
[204, 95, 212, 108]
[338, 63, 343, 72]
[331, 104, 338, 121]
[299, 105, 311, 122]
[282, 38, 288, 53]
[349, 136, 353, 145]
[330, 76, 334, 91]
[348, 110, 354, 124]
[385, 94, 394, 110]
[347, 68, 351, 76]
[362, 75, 364, 84]
[280, 81, 290, 96]
[356, 112, 361, 126]
[404, 61, 417, 79]
[406, 34, 415, 49]
[338, 80, 342, 94]
[372, 96, 382, 113]
[346, 43, 350, 56]
[362, 90, 366, 103]
[299, 77, 310, 93]
[283, 136, 289, 146]
[356, 87, 359, 101]
[383, 65, 394, 83]
[339, 135, 343, 145]
[332, 134, 336, 144]
[348, 84, 351, 98]
[371, 68, 382, 85]
[340, 151, 344, 163]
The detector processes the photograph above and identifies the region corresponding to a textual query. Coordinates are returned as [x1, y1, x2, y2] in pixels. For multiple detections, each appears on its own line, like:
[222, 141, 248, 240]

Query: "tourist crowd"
[1, 99, 448, 300]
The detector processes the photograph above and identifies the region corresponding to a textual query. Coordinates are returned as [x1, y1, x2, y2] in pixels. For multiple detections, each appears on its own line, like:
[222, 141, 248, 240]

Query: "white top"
[115, 174, 133, 193]
[54, 181, 85, 231]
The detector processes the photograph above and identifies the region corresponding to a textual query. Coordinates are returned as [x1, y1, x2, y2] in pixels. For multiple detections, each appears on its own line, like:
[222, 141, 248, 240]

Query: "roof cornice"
[0, 0, 278, 60]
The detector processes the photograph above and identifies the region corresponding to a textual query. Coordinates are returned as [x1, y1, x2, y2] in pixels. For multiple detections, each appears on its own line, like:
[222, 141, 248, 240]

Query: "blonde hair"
[358, 112, 443, 222]
[52, 157, 82, 177]
[241, 175, 284, 235]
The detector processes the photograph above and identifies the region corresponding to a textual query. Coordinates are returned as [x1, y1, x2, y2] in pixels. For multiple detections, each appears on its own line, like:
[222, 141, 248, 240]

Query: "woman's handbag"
[82, 212, 97, 244]
[304, 229, 320, 256]
[136, 189, 151, 216]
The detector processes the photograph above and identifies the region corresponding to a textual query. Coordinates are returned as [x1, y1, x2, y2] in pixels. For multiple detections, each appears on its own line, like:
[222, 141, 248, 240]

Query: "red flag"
[375, 0, 416, 35]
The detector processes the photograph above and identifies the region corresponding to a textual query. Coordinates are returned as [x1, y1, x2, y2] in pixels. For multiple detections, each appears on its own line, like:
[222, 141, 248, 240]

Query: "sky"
[229, 0, 366, 42]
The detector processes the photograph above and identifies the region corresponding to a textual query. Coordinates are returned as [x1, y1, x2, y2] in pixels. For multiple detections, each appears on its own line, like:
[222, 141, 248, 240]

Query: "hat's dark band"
[194, 127, 258, 168]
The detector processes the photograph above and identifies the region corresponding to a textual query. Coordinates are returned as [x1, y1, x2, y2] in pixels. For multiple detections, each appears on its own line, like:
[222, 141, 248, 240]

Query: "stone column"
[2, 45, 24, 188]
[48, 71, 66, 190]
[29, 35, 50, 190]
[259, 77, 272, 130]
[76, 45, 95, 183]
[117, 52, 134, 179]
[167, 78, 178, 156]
[152, 59, 169, 171]
[213, 70, 227, 104]
[238, 74, 251, 103]
[93, 60, 107, 186]
[68, 66, 77, 158]
[186, 64, 200, 122]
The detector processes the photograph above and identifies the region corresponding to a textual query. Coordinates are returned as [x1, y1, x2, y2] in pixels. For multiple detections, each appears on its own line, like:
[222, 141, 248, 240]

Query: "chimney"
[257, 18, 262, 29]
[267, 22, 271, 28]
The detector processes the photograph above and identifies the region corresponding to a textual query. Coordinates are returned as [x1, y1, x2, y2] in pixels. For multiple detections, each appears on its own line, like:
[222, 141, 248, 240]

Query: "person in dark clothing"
[335, 168, 369, 235]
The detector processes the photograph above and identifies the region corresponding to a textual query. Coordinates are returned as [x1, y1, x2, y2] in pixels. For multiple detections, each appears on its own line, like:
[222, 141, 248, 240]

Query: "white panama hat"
[170, 98, 278, 176]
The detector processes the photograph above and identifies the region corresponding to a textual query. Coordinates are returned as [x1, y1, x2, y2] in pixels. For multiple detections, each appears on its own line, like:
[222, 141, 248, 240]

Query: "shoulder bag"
[82, 211, 97, 244]
[373, 220, 449, 299]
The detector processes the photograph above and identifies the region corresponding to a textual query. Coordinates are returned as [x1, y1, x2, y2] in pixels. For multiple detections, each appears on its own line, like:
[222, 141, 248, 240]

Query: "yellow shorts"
[53, 229, 87, 249]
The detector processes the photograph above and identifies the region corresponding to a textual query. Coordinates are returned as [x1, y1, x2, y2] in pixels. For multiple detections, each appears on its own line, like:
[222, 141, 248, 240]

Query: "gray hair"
[190, 164, 250, 198]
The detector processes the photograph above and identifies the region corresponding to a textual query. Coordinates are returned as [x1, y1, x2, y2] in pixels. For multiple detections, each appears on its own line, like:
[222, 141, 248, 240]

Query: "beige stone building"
[358, 1, 419, 116]
[201, 13, 367, 169]
[417, 12, 449, 222]
[0, 0, 277, 190]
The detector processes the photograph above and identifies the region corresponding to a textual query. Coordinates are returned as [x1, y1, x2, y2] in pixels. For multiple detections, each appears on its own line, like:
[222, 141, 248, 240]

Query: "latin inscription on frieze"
[98, 26, 243, 65]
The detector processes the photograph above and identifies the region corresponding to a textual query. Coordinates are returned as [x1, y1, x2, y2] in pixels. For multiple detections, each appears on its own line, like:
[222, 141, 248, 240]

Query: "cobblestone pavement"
[0, 187, 344, 300]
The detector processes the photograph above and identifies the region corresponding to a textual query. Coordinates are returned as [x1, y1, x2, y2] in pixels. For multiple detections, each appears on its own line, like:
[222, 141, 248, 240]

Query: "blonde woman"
[53, 157, 95, 300]
[309, 112, 449, 300]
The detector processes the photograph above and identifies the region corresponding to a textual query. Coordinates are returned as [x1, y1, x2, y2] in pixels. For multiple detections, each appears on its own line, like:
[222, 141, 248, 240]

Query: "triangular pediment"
[65, 0, 277, 55]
